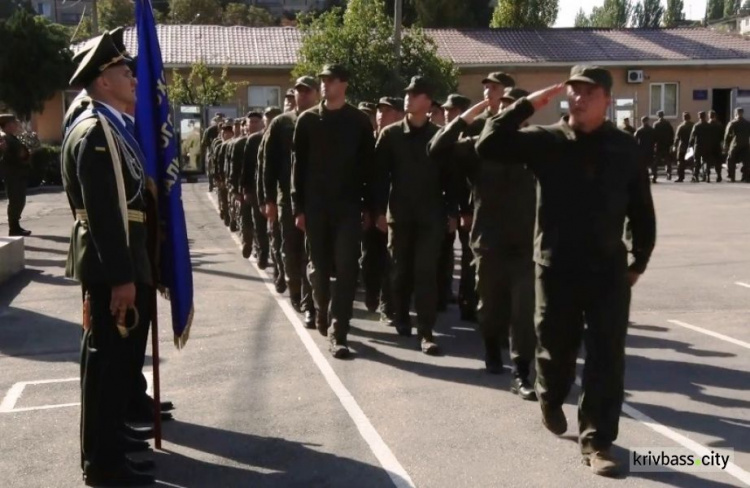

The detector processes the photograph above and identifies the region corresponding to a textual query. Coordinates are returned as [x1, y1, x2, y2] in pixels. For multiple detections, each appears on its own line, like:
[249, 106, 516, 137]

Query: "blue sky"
[555, 0, 708, 27]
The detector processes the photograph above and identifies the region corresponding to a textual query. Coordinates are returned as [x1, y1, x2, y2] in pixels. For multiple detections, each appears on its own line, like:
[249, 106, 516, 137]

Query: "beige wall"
[31, 64, 750, 143]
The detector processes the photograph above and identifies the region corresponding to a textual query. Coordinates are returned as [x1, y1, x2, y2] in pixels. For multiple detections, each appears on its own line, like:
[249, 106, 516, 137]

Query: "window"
[36, 2, 52, 18]
[247, 86, 280, 109]
[650, 83, 678, 117]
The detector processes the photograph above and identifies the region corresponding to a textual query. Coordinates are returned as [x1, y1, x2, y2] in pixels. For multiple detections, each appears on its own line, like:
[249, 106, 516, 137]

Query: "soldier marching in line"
[263, 77, 321, 328]
[673, 112, 694, 183]
[0, 114, 32, 236]
[635, 116, 656, 177]
[708, 110, 725, 182]
[476, 65, 656, 477]
[690, 111, 717, 182]
[291, 64, 376, 359]
[258, 106, 285, 291]
[203, 113, 225, 192]
[653, 110, 675, 182]
[428, 84, 537, 398]
[373, 76, 452, 354]
[724, 107, 750, 182]
[234, 111, 264, 261]
[214, 119, 234, 223]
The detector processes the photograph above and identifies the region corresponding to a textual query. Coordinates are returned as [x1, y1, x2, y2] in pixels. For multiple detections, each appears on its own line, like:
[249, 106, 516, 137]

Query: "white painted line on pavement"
[668, 319, 750, 351]
[0, 382, 27, 413]
[206, 192, 415, 488]
[573, 377, 750, 485]
[735, 281, 750, 289]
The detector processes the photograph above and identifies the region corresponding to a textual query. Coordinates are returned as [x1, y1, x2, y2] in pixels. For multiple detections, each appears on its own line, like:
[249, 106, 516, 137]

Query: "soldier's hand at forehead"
[459, 100, 490, 125]
[528, 84, 566, 111]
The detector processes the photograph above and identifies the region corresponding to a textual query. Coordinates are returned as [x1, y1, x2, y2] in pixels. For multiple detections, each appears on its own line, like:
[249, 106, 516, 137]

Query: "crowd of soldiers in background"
[623, 107, 750, 183]
[198, 67, 545, 406]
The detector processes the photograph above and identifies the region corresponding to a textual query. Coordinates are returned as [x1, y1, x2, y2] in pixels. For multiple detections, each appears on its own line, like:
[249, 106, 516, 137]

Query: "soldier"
[181, 120, 202, 172]
[264, 77, 320, 327]
[203, 113, 224, 191]
[724, 107, 750, 182]
[0, 114, 31, 236]
[429, 100, 446, 127]
[653, 110, 675, 181]
[428, 87, 537, 397]
[62, 33, 155, 486]
[709, 110, 725, 182]
[284, 88, 296, 113]
[621, 117, 635, 136]
[291, 64, 375, 358]
[359, 101, 378, 132]
[476, 66, 656, 477]
[259, 106, 285, 291]
[236, 112, 268, 266]
[673, 112, 694, 183]
[634, 116, 656, 179]
[215, 119, 234, 220]
[373, 76, 452, 354]
[360, 96, 404, 321]
[690, 111, 714, 182]
[438, 93, 477, 322]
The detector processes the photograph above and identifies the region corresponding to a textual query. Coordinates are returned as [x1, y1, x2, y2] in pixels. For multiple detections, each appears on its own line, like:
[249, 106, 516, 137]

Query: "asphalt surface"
[1, 178, 749, 488]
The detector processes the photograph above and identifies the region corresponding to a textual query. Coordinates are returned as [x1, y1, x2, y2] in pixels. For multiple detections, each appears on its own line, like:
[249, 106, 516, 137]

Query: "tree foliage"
[168, 61, 245, 106]
[246, 5, 276, 26]
[663, 0, 685, 27]
[98, 0, 135, 30]
[724, 0, 741, 17]
[222, 2, 249, 25]
[706, 0, 725, 20]
[632, 0, 664, 27]
[574, 7, 591, 27]
[168, 0, 222, 24]
[293, 0, 458, 104]
[582, 0, 633, 27]
[0, 8, 74, 119]
[490, 0, 559, 28]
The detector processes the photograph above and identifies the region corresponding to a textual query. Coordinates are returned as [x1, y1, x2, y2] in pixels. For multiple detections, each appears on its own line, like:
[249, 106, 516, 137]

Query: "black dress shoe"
[127, 456, 155, 472]
[395, 322, 412, 337]
[304, 310, 316, 329]
[364, 294, 379, 313]
[258, 256, 270, 269]
[541, 402, 567, 436]
[485, 358, 504, 375]
[274, 279, 287, 294]
[122, 424, 154, 440]
[290, 295, 302, 313]
[118, 434, 151, 453]
[510, 377, 537, 401]
[85, 463, 155, 486]
[316, 313, 329, 337]
[8, 227, 31, 237]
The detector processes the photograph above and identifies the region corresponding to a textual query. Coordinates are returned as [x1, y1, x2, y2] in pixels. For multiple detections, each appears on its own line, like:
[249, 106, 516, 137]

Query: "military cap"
[285, 88, 295, 98]
[222, 118, 235, 127]
[441, 94, 471, 111]
[500, 87, 530, 103]
[656, 110, 665, 117]
[72, 27, 128, 64]
[318, 64, 350, 82]
[698, 111, 707, 117]
[0, 113, 18, 127]
[404, 76, 434, 99]
[264, 106, 282, 118]
[358, 102, 377, 114]
[641, 116, 650, 123]
[376, 97, 404, 110]
[482, 72, 515, 87]
[246, 110, 263, 119]
[294, 75, 318, 91]
[69, 33, 130, 88]
[565, 65, 613, 93]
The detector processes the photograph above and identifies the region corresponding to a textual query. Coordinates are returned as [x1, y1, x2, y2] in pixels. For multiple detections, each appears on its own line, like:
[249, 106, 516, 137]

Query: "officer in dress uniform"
[62, 33, 155, 486]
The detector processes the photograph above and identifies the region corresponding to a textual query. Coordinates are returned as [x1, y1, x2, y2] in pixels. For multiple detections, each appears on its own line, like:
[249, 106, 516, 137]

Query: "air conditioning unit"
[627, 70, 644, 84]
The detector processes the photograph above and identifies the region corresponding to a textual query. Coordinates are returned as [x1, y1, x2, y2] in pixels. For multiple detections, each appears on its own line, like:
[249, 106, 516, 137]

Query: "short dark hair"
[641, 116, 649, 123]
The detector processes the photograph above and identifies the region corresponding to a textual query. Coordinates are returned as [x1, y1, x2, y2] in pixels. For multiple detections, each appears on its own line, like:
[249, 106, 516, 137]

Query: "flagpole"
[151, 290, 163, 449]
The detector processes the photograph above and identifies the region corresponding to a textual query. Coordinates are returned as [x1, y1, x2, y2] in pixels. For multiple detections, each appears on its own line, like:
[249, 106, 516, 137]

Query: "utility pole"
[394, 0, 403, 61]
[91, 0, 99, 34]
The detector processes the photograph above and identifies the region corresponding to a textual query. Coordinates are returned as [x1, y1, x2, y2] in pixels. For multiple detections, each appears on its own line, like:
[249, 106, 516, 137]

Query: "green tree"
[168, 0, 222, 24]
[743, 0, 750, 10]
[706, 0, 724, 20]
[294, 0, 458, 104]
[168, 61, 245, 106]
[574, 7, 591, 27]
[632, 0, 664, 27]
[0, 9, 74, 120]
[246, 5, 276, 26]
[588, 0, 633, 27]
[663, 0, 685, 26]
[98, 0, 135, 30]
[69, 14, 94, 43]
[411, 0, 489, 27]
[222, 2, 248, 25]
[724, 0, 740, 16]
[490, 0, 559, 28]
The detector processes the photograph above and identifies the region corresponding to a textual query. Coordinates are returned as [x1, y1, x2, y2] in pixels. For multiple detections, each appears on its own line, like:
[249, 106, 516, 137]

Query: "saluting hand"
[528, 84, 566, 111]
[459, 100, 490, 125]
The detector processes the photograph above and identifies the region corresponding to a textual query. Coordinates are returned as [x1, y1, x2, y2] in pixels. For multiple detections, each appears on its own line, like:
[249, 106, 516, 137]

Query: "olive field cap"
[500, 87, 530, 103]
[565, 65, 613, 93]
[264, 106, 283, 117]
[404, 76, 435, 99]
[294, 76, 318, 90]
[246, 111, 263, 118]
[285, 88, 295, 98]
[482, 72, 515, 87]
[441, 94, 471, 111]
[318, 64, 350, 82]
[358, 102, 377, 114]
[377, 97, 403, 110]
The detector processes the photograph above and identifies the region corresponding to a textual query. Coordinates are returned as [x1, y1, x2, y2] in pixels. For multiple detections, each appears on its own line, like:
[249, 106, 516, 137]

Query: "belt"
[75, 209, 146, 223]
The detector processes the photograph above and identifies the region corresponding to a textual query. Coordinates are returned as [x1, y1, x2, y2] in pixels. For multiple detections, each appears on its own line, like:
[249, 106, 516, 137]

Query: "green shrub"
[28, 144, 62, 187]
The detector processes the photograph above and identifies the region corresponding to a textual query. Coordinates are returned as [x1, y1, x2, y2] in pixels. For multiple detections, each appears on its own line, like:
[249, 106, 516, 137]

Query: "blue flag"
[135, 0, 194, 347]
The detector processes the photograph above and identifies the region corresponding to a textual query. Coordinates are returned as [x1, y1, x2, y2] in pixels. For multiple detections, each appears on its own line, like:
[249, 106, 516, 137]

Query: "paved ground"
[1, 179, 749, 488]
